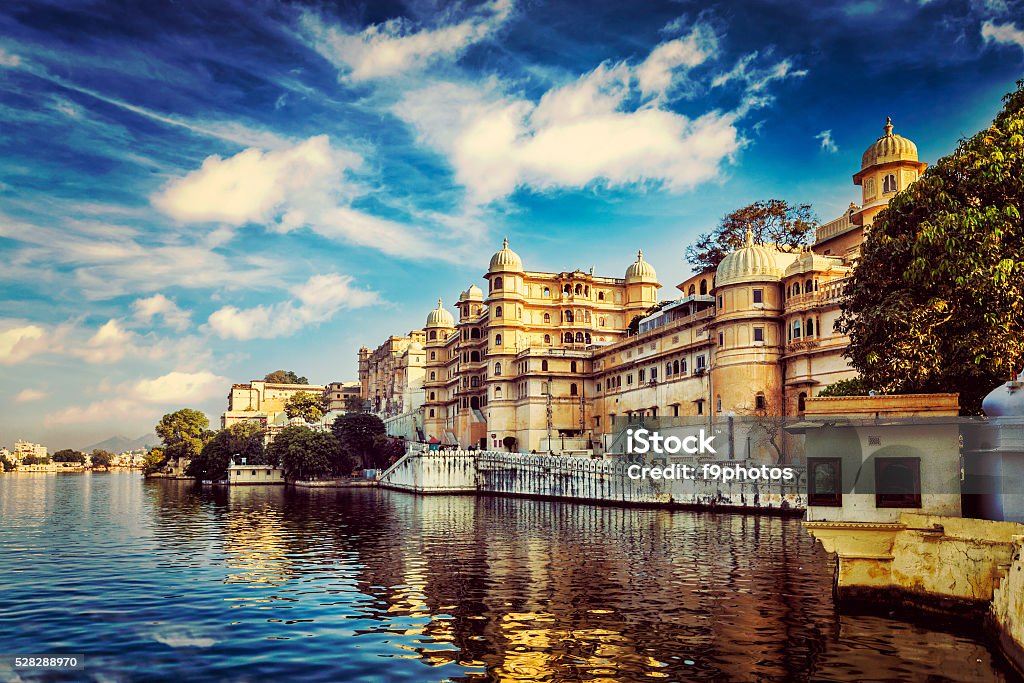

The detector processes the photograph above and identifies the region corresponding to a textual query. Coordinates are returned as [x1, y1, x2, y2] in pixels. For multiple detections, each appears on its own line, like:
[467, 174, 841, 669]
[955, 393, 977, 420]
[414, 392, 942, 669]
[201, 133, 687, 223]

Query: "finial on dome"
[744, 227, 754, 247]
[637, 248, 643, 261]
[503, 237, 509, 249]
[884, 117, 893, 136]
[437, 298, 442, 308]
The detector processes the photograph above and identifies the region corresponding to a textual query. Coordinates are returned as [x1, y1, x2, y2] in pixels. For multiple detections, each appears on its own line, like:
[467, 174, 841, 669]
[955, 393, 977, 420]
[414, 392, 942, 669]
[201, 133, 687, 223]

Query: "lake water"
[0, 471, 1016, 682]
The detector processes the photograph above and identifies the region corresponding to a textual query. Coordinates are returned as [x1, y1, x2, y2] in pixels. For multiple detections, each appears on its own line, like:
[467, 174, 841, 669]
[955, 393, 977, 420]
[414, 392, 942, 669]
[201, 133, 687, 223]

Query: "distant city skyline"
[1, 0, 1022, 448]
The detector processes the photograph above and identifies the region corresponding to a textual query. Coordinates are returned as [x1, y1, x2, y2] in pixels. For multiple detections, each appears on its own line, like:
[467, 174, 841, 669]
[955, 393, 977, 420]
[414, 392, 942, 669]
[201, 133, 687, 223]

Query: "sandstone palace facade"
[360, 120, 927, 455]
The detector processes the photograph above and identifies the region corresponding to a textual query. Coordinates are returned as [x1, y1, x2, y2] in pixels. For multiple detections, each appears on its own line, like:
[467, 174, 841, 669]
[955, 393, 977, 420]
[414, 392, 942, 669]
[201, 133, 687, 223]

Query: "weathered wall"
[379, 449, 806, 512]
[990, 534, 1024, 675]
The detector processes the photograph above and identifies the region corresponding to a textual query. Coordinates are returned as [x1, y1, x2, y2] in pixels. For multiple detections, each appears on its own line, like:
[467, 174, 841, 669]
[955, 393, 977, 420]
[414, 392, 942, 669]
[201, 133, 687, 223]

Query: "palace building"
[359, 119, 927, 455]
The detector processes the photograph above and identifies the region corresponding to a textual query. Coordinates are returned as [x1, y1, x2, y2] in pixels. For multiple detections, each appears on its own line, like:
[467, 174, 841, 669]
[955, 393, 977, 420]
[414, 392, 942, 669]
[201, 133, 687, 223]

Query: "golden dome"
[625, 249, 658, 282]
[425, 298, 455, 328]
[861, 117, 919, 169]
[488, 237, 523, 273]
[716, 229, 795, 287]
[464, 283, 483, 300]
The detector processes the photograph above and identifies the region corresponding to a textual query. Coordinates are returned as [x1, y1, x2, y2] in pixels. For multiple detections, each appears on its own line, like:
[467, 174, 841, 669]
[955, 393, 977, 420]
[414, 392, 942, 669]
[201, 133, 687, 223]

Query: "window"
[543, 287, 550, 297]
[495, 306, 503, 318]
[808, 458, 842, 507]
[716, 395, 722, 412]
[543, 313, 551, 323]
[875, 458, 922, 508]
[718, 332, 724, 347]
[666, 362, 673, 376]
[495, 334, 502, 346]
[495, 386, 502, 398]
[680, 359, 687, 374]
[638, 369, 645, 382]
[596, 381, 601, 392]
[755, 393, 766, 410]
[793, 320, 802, 339]
[798, 392, 807, 413]
[429, 408, 435, 417]
[700, 279, 707, 295]
[696, 400, 704, 415]
[883, 173, 897, 193]
[570, 383, 578, 396]
[494, 362, 502, 376]
[429, 391, 436, 400]
[599, 317, 605, 327]
[429, 331, 437, 340]
[650, 367, 657, 380]
[430, 351, 436, 360]
[598, 292, 605, 301]
[471, 350, 480, 362]
[470, 377, 479, 388]
[544, 334, 551, 344]
[494, 276, 504, 289]
[753, 327, 764, 343]
[570, 361, 577, 373]
[471, 328, 480, 339]
[627, 374, 633, 385]
[565, 310, 574, 323]
[564, 332, 573, 343]
[575, 332, 584, 343]
[672, 405, 679, 417]
[753, 288, 763, 304]
[806, 318, 815, 336]
[541, 360, 548, 371]
[718, 295, 723, 308]
[430, 372, 436, 381]
[696, 355, 706, 370]
[673, 360, 680, 375]
[575, 284, 583, 295]
[541, 382, 549, 395]
[688, 284, 695, 296]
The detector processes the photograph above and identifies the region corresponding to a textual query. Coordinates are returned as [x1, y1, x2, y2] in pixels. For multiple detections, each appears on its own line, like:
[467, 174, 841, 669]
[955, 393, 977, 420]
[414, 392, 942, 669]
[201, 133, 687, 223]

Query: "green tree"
[284, 391, 324, 423]
[685, 199, 817, 272]
[52, 448, 86, 464]
[817, 378, 872, 397]
[22, 454, 48, 466]
[144, 447, 166, 475]
[370, 434, 407, 469]
[269, 426, 351, 480]
[838, 82, 1024, 413]
[90, 449, 113, 468]
[264, 370, 309, 385]
[156, 409, 211, 463]
[343, 394, 366, 413]
[0, 453, 14, 472]
[332, 413, 386, 469]
[186, 422, 266, 481]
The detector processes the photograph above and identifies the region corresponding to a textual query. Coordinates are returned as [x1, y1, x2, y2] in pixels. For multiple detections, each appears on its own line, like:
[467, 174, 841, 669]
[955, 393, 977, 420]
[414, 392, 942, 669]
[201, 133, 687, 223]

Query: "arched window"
[585, 310, 591, 322]
[755, 393, 766, 410]
[430, 372, 436, 381]
[564, 310, 574, 323]
[575, 284, 583, 295]
[564, 332, 573, 343]
[429, 330, 437, 340]
[429, 391, 436, 400]
[430, 351, 436, 360]
[495, 334, 502, 346]
[793, 320, 802, 339]
[429, 408, 435, 417]
[494, 276, 504, 289]
[883, 173, 897, 193]
[570, 383, 578, 396]
[543, 287, 550, 297]
[542, 360, 549, 371]
[688, 284, 696, 296]
[798, 392, 807, 413]
[470, 376, 479, 387]
[599, 317, 605, 327]
[570, 361, 577, 373]
[805, 279, 812, 294]
[471, 328, 480, 339]
[563, 284, 571, 294]
[585, 286, 590, 296]
[494, 386, 502, 398]
[543, 313, 550, 323]
[673, 360, 680, 374]
[700, 279, 708, 295]
[470, 350, 480, 362]
[495, 306, 503, 318]
[470, 396, 480, 409]
[544, 334, 551, 344]
[541, 382, 549, 395]
[666, 362, 672, 376]
[806, 318, 815, 336]
[575, 332, 584, 343]
[494, 362, 502, 376]
[585, 333, 591, 343]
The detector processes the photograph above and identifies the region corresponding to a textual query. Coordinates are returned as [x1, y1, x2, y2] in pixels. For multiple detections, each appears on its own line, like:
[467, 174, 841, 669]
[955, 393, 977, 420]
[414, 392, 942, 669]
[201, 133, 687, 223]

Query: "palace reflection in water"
[0, 472, 1014, 682]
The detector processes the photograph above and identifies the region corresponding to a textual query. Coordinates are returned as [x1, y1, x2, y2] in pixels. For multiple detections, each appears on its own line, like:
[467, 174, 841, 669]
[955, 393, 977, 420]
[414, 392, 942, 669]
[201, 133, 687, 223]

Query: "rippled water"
[0, 471, 1016, 682]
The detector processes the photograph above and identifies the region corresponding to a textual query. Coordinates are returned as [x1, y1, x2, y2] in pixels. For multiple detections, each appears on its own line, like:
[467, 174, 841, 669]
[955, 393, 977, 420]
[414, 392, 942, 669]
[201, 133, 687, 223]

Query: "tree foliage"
[268, 426, 352, 481]
[370, 435, 406, 469]
[838, 81, 1024, 413]
[52, 448, 86, 463]
[0, 453, 14, 472]
[155, 409, 211, 462]
[144, 447, 166, 474]
[284, 391, 324, 423]
[186, 421, 266, 481]
[265, 370, 309, 385]
[685, 199, 817, 272]
[90, 449, 113, 468]
[332, 413, 386, 469]
[817, 378, 872, 397]
[22, 454, 49, 465]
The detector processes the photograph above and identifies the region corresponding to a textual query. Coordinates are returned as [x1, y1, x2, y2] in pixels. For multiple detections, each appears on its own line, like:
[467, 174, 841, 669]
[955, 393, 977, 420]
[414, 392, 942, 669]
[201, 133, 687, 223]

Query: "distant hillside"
[82, 433, 159, 453]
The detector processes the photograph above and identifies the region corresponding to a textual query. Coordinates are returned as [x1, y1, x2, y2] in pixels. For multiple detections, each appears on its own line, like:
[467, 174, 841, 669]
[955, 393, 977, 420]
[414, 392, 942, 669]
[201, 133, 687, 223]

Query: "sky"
[1, 0, 1022, 449]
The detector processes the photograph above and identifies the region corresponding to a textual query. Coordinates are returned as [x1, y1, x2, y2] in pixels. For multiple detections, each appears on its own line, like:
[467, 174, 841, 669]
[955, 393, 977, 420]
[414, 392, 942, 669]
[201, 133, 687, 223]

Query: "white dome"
[983, 370, 1024, 418]
[862, 117, 919, 170]
[784, 249, 845, 278]
[625, 249, 658, 282]
[465, 283, 483, 300]
[425, 299, 455, 328]
[716, 229, 796, 287]
[488, 238, 523, 273]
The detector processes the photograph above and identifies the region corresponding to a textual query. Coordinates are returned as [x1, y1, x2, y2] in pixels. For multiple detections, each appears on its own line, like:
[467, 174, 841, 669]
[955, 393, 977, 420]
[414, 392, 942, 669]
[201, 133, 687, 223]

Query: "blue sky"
[1, 0, 1022, 449]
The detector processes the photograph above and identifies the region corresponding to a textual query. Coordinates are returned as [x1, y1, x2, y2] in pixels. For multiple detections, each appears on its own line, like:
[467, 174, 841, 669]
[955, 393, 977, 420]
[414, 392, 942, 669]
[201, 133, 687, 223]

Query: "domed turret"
[625, 249, 658, 283]
[983, 370, 1024, 418]
[464, 283, 483, 300]
[716, 229, 795, 287]
[425, 298, 455, 328]
[861, 117, 919, 169]
[784, 248, 843, 277]
[488, 237, 523, 273]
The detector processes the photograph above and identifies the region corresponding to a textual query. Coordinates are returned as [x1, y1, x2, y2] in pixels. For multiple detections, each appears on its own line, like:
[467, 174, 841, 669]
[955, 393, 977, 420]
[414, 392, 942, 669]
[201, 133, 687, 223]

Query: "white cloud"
[301, 0, 513, 81]
[15, 388, 48, 403]
[45, 370, 225, 426]
[982, 20, 1024, 51]
[816, 129, 839, 153]
[0, 322, 48, 364]
[207, 273, 378, 340]
[133, 294, 191, 332]
[0, 47, 20, 67]
[635, 24, 717, 99]
[74, 319, 139, 364]
[153, 136, 439, 258]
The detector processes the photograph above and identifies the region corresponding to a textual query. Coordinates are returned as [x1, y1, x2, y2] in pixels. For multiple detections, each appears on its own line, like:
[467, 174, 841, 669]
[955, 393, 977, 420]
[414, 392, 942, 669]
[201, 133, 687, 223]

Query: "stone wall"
[378, 449, 806, 512]
[990, 534, 1024, 675]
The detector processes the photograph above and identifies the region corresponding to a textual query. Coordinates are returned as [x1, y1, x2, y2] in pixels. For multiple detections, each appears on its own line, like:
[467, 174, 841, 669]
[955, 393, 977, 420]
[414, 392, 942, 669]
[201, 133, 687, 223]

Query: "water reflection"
[0, 472, 1014, 682]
